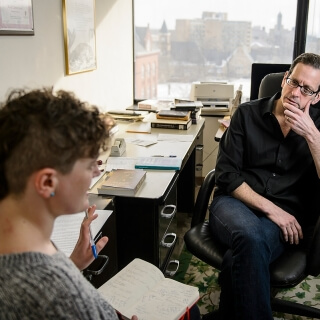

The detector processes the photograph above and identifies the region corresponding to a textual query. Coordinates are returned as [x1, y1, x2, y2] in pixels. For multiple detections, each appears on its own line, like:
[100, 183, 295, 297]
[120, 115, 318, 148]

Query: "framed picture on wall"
[62, 0, 97, 75]
[0, 0, 34, 35]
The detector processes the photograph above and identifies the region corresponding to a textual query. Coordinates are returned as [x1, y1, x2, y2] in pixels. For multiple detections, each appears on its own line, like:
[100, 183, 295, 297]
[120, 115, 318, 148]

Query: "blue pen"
[85, 210, 98, 259]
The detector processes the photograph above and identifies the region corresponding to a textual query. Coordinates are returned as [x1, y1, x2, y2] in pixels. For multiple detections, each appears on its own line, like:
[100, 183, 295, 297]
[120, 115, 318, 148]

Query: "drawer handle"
[160, 233, 176, 248]
[83, 255, 109, 282]
[160, 204, 176, 219]
[165, 260, 180, 277]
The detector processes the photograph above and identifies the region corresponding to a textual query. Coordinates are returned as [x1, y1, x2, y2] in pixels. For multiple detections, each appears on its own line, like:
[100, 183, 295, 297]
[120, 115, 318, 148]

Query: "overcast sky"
[134, 0, 298, 32]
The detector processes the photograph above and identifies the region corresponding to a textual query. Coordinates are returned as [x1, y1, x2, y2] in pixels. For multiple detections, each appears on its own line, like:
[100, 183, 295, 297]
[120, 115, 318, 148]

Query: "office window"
[134, 0, 297, 101]
[306, 0, 320, 54]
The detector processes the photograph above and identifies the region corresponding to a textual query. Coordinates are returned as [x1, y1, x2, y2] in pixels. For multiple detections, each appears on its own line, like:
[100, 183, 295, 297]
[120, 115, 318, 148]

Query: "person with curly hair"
[0, 88, 135, 320]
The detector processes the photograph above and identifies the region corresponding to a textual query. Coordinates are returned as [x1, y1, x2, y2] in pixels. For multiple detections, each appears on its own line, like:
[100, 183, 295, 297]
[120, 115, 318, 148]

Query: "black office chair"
[250, 63, 290, 100]
[258, 72, 285, 99]
[184, 169, 320, 318]
[184, 70, 320, 318]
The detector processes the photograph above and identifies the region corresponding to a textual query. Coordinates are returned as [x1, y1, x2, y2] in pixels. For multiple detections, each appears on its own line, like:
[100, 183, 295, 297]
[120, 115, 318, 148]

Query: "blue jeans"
[209, 195, 286, 320]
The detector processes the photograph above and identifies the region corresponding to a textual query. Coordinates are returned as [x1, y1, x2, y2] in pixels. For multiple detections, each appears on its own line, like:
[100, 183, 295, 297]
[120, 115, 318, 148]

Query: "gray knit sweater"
[0, 251, 118, 320]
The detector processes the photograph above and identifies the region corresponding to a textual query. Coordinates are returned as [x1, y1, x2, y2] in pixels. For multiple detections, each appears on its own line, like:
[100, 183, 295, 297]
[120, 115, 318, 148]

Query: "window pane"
[134, 0, 297, 101]
[306, 0, 320, 55]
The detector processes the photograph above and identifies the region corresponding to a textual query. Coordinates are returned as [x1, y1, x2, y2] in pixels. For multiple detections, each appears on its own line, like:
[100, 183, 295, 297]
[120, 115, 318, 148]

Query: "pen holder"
[83, 255, 109, 282]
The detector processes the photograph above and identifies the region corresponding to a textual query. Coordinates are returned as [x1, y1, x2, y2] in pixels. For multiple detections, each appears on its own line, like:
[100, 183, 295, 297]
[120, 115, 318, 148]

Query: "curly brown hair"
[0, 88, 112, 199]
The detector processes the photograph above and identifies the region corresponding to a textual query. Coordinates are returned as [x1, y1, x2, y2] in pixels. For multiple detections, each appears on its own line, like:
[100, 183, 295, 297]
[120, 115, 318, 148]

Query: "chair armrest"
[191, 169, 215, 228]
[184, 221, 224, 269]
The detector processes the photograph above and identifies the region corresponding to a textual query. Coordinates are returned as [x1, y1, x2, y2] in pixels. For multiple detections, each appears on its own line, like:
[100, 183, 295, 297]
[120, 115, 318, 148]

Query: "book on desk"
[98, 169, 147, 196]
[104, 156, 183, 171]
[146, 113, 192, 130]
[170, 108, 201, 124]
[98, 258, 199, 320]
[137, 99, 174, 110]
[151, 118, 192, 130]
[135, 156, 182, 170]
[173, 99, 203, 110]
[169, 99, 202, 124]
[156, 110, 191, 121]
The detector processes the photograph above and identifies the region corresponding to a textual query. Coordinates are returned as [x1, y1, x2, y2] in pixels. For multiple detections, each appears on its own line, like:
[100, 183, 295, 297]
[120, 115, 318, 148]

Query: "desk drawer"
[115, 174, 179, 271]
[85, 195, 118, 288]
[158, 180, 177, 273]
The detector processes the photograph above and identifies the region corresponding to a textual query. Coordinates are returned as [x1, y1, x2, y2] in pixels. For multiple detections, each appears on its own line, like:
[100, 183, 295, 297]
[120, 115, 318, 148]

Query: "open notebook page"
[51, 210, 112, 256]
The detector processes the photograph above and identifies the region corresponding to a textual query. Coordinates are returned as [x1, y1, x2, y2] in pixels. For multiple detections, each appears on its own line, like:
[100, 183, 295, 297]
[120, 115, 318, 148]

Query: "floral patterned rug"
[173, 246, 320, 320]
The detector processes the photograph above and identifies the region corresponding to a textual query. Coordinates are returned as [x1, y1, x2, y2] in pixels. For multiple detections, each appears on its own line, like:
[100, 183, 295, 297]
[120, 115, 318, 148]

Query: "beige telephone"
[110, 138, 126, 157]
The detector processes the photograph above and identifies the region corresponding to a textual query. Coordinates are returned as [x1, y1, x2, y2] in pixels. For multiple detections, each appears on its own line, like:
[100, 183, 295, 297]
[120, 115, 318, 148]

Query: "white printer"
[190, 82, 234, 116]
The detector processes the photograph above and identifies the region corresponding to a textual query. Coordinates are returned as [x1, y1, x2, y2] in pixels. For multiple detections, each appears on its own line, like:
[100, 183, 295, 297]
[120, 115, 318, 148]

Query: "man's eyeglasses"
[285, 77, 319, 96]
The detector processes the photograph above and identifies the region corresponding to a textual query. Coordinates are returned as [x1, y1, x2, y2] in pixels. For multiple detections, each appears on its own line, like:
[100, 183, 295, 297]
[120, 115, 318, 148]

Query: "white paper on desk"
[105, 157, 136, 171]
[90, 171, 106, 189]
[157, 134, 193, 142]
[126, 138, 158, 147]
[51, 210, 112, 257]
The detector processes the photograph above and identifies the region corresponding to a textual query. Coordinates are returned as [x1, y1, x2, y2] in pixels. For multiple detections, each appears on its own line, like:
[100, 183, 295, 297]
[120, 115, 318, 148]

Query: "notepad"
[98, 258, 199, 320]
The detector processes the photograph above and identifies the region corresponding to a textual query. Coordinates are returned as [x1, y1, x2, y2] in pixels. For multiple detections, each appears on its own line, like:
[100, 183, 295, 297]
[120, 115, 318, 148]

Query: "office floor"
[176, 210, 192, 257]
[176, 185, 204, 258]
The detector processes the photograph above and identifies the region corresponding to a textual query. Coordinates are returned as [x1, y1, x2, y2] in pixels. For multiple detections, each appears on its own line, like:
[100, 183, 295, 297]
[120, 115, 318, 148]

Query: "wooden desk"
[91, 119, 205, 274]
[215, 125, 226, 142]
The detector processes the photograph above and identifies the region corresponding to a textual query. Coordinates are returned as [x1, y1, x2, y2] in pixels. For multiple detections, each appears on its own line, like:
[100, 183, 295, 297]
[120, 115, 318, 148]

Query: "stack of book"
[156, 109, 191, 121]
[171, 99, 202, 124]
[146, 112, 192, 130]
[137, 99, 174, 111]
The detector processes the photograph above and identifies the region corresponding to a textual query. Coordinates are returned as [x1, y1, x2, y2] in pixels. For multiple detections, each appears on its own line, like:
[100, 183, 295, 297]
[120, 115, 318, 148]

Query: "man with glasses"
[285, 76, 320, 97]
[208, 53, 320, 320]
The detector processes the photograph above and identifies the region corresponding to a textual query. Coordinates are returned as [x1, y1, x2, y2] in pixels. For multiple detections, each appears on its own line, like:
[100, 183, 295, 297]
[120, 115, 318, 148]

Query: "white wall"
[0, 0, 133, 112]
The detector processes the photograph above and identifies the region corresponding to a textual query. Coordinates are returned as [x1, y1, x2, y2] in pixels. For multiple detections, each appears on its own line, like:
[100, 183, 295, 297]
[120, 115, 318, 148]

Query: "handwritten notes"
[98, 258, 199, 320]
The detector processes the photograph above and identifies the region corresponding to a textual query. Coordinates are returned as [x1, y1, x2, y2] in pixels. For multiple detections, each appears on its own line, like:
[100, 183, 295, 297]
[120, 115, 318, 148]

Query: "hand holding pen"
[85, 208, 98, 259]
[69, 205, 109, 271]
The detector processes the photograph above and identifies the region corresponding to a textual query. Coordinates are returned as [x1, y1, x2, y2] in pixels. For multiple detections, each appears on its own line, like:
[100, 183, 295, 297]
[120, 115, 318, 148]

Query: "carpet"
[173, 246, 320, 320]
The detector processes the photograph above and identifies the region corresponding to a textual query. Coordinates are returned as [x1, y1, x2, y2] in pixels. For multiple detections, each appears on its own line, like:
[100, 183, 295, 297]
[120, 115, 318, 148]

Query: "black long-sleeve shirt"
[215, 92, 320, 226]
